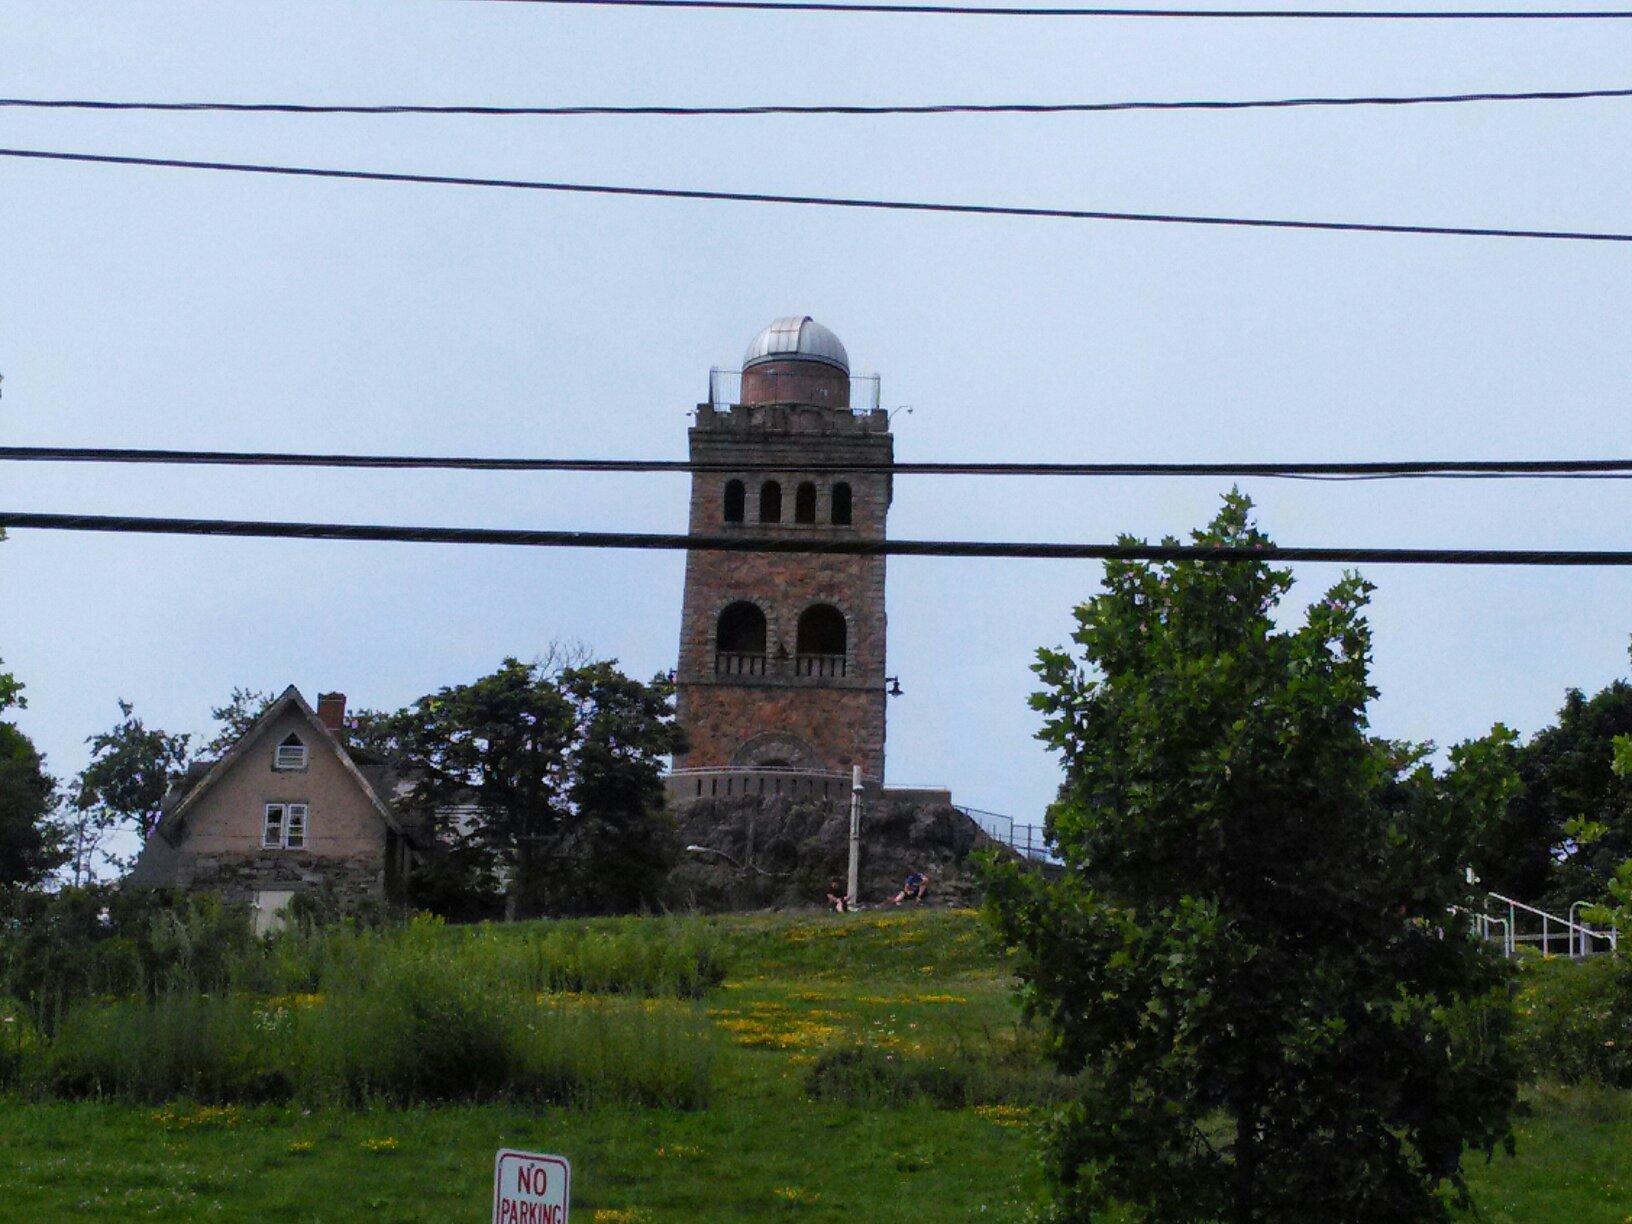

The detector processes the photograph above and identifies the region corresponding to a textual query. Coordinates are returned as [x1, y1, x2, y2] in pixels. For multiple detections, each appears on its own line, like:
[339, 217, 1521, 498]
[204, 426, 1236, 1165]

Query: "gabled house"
[127, 686, 416, 930]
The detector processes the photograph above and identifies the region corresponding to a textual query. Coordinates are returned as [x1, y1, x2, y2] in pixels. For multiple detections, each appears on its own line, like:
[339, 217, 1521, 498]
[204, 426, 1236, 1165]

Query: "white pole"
[847, 765, 863, 909]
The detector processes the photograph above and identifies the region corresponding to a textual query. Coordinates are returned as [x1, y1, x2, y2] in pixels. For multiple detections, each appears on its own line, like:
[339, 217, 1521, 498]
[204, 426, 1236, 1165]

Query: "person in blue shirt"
[891, 870, 930, 906]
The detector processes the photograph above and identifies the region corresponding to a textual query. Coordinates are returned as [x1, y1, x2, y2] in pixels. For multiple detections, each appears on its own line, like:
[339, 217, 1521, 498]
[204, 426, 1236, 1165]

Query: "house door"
[253, 889, 296, 935]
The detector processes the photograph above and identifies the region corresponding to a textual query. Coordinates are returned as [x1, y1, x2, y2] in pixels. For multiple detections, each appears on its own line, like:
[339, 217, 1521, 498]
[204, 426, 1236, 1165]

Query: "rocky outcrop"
[666, 795, 1008, 912]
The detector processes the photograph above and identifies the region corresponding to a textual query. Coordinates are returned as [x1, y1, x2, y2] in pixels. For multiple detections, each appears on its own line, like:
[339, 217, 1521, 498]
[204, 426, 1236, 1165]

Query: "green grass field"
[1, 909, 1628, 1222]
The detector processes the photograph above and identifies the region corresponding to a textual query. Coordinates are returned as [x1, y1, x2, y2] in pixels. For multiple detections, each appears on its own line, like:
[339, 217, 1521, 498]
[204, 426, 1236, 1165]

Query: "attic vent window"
[274, 734, 308, 771]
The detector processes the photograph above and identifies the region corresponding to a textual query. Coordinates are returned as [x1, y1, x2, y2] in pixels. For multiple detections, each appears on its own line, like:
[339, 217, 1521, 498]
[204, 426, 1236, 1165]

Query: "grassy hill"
[1, 908, 1628, 1221]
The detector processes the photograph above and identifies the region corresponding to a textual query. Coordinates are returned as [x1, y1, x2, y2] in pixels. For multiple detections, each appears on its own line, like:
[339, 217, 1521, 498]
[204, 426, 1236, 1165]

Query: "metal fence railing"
[1478, 892, 1619, 958]
[708, 367, 881, 413]
[956, 805, 1057, 863]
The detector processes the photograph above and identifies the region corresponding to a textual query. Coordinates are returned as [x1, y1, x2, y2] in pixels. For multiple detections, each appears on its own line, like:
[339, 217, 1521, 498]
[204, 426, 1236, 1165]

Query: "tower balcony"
[793, 653, 847, 678]
[715, 651, 768, 677]
[709, 367, 880, 414]
[713, 652, 849, 679]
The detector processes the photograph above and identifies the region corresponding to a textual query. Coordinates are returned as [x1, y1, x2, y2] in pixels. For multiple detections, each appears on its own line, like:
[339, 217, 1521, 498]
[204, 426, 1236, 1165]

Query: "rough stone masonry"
[673, 318, 893, 781]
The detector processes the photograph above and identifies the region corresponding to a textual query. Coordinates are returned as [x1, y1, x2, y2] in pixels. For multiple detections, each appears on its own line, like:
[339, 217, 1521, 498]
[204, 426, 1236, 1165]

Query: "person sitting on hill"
[826, 880, 851, 913]
[892, 870, 930, 906]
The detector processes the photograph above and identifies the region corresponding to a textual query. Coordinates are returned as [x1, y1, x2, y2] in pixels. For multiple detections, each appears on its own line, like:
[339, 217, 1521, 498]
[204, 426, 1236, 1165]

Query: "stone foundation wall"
[177, 851, 384, 910]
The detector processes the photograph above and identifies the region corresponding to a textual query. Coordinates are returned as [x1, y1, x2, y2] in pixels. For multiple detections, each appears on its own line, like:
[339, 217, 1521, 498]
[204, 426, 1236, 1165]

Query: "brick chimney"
[316, 692, 347, 735]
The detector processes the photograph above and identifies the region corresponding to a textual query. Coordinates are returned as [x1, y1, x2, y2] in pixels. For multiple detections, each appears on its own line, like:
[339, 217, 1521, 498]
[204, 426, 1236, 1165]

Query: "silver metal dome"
[742, 316, 849, 373]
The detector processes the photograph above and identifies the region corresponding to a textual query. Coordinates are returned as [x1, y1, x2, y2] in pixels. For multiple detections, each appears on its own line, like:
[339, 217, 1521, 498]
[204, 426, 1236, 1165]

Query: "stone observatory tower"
[671, 317, 893, 795]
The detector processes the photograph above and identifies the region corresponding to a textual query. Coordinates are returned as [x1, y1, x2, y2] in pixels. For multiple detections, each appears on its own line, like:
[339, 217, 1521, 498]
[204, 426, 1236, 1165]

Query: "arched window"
[722, 479, 745, 523]
[759, 481, 782, 523]
[795, 604, 847, 676]
[717, 602, 767, 653]
[794, 482, 817, 524]
[831, 482, 853, 526]
[274, 732, 307, 771]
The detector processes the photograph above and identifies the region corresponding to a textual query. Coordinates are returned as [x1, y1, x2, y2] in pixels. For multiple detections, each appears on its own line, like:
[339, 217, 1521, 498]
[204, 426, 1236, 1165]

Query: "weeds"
[803, 1045, 1073, 1109]
[20, 915, 720, 1109]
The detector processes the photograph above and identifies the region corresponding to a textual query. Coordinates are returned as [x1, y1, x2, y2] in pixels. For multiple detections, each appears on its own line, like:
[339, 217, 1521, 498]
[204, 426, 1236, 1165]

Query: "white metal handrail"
[1481, 891, 1618, 958]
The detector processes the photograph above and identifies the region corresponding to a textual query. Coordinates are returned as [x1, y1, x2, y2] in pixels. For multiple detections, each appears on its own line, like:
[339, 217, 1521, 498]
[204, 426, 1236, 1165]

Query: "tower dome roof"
[742, 316, 849, 373]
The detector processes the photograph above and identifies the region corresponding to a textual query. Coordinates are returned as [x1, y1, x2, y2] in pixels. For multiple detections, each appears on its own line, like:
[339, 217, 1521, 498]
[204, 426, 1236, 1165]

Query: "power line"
[453, 1, 1632, 18]
[7, 446, 1632, 480]
[5, 147, 1630, 244]
[7, 87, 1632, 116]
[4, 510, 1632, 566]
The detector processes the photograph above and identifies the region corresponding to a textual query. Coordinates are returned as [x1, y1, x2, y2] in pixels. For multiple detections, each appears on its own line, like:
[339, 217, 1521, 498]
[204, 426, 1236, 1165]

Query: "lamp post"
[684, 843, 777, 878]
[846, 765, 863, 909]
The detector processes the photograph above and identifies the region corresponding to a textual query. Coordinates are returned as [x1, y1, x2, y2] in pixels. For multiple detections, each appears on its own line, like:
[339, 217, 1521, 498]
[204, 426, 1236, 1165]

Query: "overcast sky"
[3, 1, 1631, 829]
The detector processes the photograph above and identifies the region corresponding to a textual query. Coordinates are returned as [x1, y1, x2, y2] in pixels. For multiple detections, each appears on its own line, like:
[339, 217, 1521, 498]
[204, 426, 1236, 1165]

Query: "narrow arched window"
[716, 602, 768, 654]
[795, 604, 847, 676]
[794, 482, 817, 524]
[831, 482, 853, 526]
[723, 479, 746, 523]
[759, 481, 782, 523]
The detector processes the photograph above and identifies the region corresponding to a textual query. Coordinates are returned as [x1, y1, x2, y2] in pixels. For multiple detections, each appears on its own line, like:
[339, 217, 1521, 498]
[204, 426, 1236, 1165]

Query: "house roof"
[154, 685, 405, 844]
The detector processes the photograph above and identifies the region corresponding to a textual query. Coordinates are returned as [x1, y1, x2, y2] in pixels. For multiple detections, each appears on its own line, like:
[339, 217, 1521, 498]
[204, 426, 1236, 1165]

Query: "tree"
[0, 628, 66, 889]
[72, 701, 192, 879]
[985, 494, 1519, 1224]
[1494, 673, 1632, 908]
[0, 663, 19, 716]
[555, 660, 688, 913]
[201, 687, 273, 759]
[1574, 734, 1632, 938]
[385, 656, 684, 919]
[0, 722, 65, 889]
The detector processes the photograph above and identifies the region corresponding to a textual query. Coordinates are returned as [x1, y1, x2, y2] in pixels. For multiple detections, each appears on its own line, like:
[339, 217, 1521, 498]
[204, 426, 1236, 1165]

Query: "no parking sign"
[493, 1149, 571, 1224]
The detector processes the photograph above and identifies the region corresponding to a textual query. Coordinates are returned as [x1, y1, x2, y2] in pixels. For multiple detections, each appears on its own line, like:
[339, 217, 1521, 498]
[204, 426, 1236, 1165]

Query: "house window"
[263, 802, 309, 850]
[286, 804, 308, 849]
[723, 479, 746, 523]
[794, 481, 817, 524]
[274, 733, 308, 771]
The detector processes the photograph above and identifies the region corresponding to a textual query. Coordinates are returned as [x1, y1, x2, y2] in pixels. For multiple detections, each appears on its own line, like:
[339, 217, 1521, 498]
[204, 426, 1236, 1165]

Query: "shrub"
[311, 956, 518, 1103]
[1514, 954, 1632, 1086]
[22, 917, 718, 1109]
[0, 994, 40, 1088]
[804, 1044, 1073, 1110]
[0, 887, 256, 1031]
[806, 1047, 964, 1106]
[33, 994, 291, 1103]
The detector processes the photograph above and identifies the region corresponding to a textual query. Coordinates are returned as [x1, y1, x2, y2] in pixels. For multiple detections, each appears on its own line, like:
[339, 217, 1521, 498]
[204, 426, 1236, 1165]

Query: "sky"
[2, 1, 1632, 832]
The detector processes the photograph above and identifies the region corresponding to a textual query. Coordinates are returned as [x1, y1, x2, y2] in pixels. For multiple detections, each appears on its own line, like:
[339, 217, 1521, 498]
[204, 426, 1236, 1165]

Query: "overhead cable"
[7, 87, 1632, 116]
[5, 510, 1632, 566]
[451, 1, 1632, 19]
[4, 147, 1630, 244]
[7, 446, 1632, 480]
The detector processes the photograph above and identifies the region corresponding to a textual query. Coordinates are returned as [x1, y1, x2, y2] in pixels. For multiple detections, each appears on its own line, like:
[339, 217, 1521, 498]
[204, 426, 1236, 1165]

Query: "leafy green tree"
[555, 660, 688, 913]
[1575, 735, 1632, 939]
[72, 701, 192, 879]
[985, 493, 1520, 1224]
[0, 532, 62, 887]
[1495, 674, 1632, 908]
[0, 721, 65, 889]
[201, 687, 273, 758]
[384, 657, 684, 919]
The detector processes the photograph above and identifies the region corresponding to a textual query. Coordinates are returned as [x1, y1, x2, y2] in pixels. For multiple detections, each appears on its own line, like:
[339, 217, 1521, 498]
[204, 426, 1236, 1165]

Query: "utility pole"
[846, 765, 863, 908]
